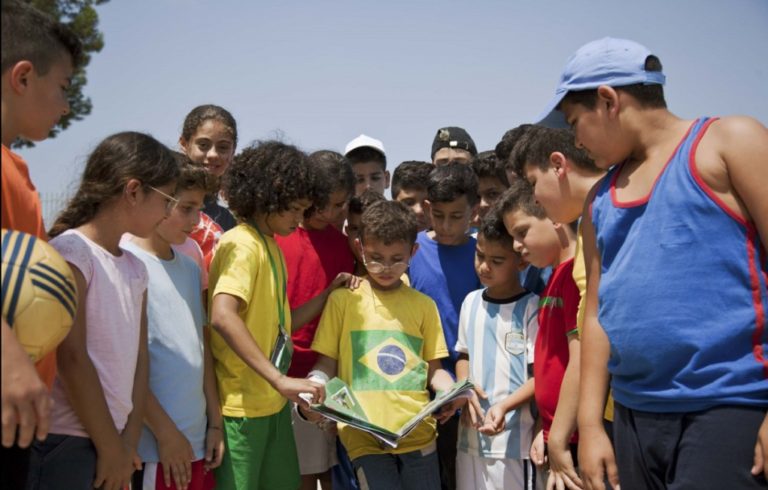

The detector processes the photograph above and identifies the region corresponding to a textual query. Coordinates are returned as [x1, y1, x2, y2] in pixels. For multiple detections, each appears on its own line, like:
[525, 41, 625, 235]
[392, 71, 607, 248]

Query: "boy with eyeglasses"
[305, 200, 460, 490]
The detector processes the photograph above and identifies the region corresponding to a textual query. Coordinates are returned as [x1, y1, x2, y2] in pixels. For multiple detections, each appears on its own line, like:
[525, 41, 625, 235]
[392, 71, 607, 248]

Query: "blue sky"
[19, 0, 768, 220]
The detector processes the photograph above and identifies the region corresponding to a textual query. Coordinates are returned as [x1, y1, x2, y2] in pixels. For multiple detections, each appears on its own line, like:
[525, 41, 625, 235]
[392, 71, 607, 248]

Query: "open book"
[310, 377, 474, 448]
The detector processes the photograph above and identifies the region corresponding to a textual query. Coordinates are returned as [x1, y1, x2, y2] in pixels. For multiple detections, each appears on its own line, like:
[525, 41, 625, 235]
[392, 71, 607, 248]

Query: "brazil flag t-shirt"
[312, 280, 448, 460]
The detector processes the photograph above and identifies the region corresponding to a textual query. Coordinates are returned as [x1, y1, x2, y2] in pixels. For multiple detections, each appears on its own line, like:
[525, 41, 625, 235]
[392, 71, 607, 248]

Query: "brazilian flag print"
[351, 330, 426, 392]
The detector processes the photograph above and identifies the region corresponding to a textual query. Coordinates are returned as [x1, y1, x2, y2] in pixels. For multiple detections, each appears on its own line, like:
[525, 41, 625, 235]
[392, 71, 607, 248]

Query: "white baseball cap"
[344, 134, 386, 157]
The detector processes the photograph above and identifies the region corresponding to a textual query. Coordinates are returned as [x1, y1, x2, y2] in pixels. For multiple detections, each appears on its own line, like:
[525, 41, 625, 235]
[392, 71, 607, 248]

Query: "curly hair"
[223, 140, 314, 221]
[360, 200, 417, 246]
[49, 132, 179, 237]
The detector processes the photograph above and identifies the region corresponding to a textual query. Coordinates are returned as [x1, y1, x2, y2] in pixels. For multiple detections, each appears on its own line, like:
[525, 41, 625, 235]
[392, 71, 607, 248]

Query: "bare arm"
[577, 197, 618, 490]
[717, 117, 768, 477]
[209, 293, 323, 405]
[291, 273, 360, 330]
[495, 377, 535, 414]
[120, 292, 149, 451]
[546, 334, 584, 490]
[202, 327, 224, 470]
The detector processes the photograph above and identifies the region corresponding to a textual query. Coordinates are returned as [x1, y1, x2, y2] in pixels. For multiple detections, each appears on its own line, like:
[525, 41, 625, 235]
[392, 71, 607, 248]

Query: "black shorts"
[613, 403, 767, 490]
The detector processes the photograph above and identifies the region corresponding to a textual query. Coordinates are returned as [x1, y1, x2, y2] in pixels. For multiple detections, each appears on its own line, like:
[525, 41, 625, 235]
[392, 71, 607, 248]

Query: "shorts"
[352, 441, 440, 490]
[613, 403, 767, 490]
[214, 404, 300, 490]
[456, 451, 534, 490]
[27, 434, 97, 489]
[291, 405, 338, 475]
[134, 459, 215, 490]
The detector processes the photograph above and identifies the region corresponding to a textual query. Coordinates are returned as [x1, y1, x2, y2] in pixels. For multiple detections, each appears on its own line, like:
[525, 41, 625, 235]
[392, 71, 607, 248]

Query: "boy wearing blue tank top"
[539, 37, 768, 489]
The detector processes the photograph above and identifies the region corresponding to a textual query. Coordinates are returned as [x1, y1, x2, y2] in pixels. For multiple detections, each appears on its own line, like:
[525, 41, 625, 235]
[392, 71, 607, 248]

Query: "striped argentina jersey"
[455, 289, 539, 459]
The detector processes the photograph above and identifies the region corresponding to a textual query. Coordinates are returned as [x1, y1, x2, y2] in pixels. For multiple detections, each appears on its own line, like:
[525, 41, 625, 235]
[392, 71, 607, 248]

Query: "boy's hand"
[331, 273, 362, 290]
[1, 327, 52, 448]
[93, 440, 136, 490]
[204, 426, 225, 472]
[460, 386, 487, 428]
[547, 436, 584, 490]
[157, 427, 195, 489]
[275, 375, 326, 407]
[752, 412, 768, 478]
[578, 425, 619, 490]
[530, 429, 547, 468]
[478, 404, 506, 435]
[435, 399, 463, 424]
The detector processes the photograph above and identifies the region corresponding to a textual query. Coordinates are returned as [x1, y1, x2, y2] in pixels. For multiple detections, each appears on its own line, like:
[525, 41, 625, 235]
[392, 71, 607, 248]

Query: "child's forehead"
[478, 176, 505, 189]
[175, 187, 206, 201]
[351, 161, 385, 173]
[477, 234, 516, 256]
[396, 186, 427, 198]
[502, 208, 537, 227]
[361, 237, 411, 254]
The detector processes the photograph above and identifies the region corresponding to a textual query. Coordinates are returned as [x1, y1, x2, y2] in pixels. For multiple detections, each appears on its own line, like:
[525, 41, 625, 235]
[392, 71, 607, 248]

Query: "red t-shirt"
[1, 145, 56, 387]
[276, 225, 355, 377]
[533, 257, 579, 443]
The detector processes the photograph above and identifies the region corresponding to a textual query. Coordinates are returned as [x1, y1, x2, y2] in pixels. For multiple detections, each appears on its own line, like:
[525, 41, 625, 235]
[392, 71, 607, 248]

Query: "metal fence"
[39, 191, 71, 229]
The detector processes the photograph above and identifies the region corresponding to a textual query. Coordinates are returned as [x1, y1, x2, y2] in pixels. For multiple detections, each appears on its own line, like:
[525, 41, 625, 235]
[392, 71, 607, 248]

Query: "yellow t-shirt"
[574, 223, 615, 421]
[573, 223, 587, 336]
[208, 224, 291, 417]
[312, 280, 448, 460]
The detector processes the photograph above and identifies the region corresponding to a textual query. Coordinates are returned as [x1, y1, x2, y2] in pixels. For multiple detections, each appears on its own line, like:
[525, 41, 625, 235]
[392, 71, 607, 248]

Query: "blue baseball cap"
[537, 37, 666, 128]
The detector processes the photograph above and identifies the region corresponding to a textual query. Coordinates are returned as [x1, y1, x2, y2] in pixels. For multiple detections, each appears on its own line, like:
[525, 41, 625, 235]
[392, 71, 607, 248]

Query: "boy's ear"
[410, 243, 420, 258]
[596, 85, 620, 116]
[354, 237, 363, 255]
[384, 170, 391, 189]
[550, 152, 568, 178]
[178, 137, 189, 151]
[423, 199, 432, 215]
[8, 61, 34, 94]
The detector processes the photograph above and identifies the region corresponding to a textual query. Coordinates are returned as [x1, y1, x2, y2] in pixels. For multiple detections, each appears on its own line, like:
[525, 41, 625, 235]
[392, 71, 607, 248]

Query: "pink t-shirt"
[49, 229, 148, 437]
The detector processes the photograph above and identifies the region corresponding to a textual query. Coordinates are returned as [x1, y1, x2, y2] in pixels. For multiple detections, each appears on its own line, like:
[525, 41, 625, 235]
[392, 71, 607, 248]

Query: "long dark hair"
[49, 132, 179, 238]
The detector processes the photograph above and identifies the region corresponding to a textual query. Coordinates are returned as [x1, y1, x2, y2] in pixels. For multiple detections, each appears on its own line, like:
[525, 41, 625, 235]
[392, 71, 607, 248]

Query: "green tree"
[13, 0, 108, 148]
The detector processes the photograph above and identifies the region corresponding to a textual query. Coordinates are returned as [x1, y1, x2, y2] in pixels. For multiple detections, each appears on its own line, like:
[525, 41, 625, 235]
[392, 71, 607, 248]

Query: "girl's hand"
[204, 426, 225, 472]
[93, 440, 135, 490]
[478, 404, 506, 435]
[331, 273, 362, 290]
[157, 427, 195, 489]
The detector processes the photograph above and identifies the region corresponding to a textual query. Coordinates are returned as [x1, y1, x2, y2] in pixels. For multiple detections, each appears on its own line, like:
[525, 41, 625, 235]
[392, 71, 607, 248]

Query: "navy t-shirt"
[409, 231, 481, 376]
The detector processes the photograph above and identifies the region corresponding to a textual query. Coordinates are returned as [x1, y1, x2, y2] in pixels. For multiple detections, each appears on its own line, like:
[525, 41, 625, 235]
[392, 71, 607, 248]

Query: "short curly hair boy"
[223, 141, 315, 221]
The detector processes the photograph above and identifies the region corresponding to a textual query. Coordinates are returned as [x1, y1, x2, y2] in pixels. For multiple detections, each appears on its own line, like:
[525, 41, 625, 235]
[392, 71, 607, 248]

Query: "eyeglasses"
[361, 251, 410, 276]
[148, 186, 179, 212]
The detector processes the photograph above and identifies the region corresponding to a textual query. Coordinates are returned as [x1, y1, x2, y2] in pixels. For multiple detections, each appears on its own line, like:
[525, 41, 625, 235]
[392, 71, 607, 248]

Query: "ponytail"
[49, 132, 179, 238]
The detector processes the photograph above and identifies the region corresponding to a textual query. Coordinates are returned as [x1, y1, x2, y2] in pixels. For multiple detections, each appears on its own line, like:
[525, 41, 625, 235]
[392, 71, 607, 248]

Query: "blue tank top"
[592, 117, 768, 412]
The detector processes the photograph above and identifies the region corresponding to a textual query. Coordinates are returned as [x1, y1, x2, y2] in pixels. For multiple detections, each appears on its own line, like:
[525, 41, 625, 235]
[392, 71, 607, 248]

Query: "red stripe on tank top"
[746, 224, 768, 378]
